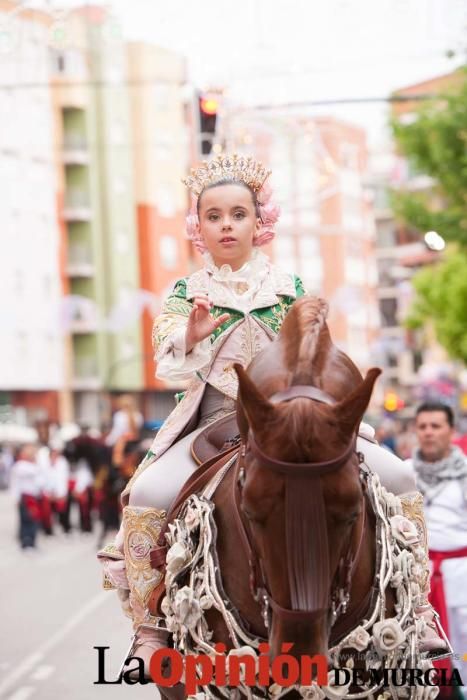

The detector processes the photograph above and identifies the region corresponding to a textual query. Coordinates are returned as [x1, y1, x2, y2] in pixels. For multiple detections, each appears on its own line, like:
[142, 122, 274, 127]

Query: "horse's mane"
[280, 297, 329, 379]
[279, 296, 362, 397]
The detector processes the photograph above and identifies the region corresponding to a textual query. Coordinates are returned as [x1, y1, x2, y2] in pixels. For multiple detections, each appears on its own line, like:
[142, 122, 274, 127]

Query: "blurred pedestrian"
[406, 402, 467, 692]
[10, 444, 42, 549]
[105, 394, 143, 449]
[395, 419, 418, 460]
[375, 419, 397, 453]
[36, 443, 54, 535]
[0, 445, 14, 489]
[48, 438, 70, 533]
[71, 454, 94, 533]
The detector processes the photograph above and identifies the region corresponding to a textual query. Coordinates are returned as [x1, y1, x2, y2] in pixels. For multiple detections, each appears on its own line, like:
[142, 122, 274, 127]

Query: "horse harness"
[232, 384, 368, 637]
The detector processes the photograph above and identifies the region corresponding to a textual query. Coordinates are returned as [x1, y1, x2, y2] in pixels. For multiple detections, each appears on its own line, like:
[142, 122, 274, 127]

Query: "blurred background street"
[1, 1, 467, 698]
[0, 488, 156, 700]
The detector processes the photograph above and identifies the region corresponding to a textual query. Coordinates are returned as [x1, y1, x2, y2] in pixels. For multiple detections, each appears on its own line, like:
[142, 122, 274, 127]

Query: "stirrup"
[419, 608, 453, 661]
[118, 622, 171, 680]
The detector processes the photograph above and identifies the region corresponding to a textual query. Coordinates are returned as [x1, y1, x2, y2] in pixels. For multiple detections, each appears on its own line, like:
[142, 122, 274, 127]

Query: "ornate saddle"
[190, 411, 240, 465]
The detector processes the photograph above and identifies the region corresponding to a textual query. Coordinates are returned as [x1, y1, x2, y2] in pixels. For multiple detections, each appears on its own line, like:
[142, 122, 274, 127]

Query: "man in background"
[407, 402, 467, 694]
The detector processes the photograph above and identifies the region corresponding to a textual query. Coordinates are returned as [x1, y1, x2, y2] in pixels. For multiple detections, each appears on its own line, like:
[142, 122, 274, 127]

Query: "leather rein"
[233, 384, 367, 634]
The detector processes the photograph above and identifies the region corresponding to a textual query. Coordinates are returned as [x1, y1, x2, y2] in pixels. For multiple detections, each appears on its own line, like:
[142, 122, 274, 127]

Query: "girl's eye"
[208, 214, 219, 221]
[234, 212, 245, 219]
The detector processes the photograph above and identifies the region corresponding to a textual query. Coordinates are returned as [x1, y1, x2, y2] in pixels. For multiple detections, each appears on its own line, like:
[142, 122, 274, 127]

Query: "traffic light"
[198, 92, 220, 156]
[383, 391, 405, 412]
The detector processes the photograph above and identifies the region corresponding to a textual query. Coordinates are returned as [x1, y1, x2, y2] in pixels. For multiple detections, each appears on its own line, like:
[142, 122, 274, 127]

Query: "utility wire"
[248, 94, 436, 111]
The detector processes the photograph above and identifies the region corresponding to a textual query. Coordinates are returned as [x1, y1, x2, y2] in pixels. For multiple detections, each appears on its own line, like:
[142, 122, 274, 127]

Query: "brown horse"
[159, 296, 385, 697]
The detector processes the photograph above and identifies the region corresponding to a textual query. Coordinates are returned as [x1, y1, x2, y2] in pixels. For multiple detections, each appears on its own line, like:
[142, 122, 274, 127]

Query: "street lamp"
[424, 230, 445, 251]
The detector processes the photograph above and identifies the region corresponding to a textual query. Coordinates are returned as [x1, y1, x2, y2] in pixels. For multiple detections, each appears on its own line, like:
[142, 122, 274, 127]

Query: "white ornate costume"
[122, 250, 303, 504]
[98, 153, 445, 676]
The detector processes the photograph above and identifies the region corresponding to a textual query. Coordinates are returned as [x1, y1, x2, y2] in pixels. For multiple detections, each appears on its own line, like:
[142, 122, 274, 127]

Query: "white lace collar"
[185, 250, 297, 310]
[202, 248, 270, 285]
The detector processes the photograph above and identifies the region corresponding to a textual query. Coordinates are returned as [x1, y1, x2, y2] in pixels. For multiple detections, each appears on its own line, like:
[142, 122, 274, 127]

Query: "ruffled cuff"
[155, 327, 211, 382]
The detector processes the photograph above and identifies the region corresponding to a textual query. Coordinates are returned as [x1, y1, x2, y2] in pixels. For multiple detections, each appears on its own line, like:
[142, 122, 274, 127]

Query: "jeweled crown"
[182, 154, 271, 197]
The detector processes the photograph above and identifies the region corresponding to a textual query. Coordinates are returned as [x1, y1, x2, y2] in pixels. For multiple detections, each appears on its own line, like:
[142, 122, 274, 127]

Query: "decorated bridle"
[233, 384, 367, 633]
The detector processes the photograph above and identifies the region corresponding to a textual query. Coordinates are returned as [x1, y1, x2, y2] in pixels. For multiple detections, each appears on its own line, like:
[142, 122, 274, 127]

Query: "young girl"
[98, 154, 446, 675]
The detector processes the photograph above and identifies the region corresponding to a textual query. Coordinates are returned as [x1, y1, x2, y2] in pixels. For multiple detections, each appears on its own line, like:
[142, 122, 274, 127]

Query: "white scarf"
[412, 445, 467, 505]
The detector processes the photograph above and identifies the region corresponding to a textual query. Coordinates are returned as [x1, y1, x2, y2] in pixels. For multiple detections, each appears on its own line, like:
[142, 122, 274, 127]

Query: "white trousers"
[129, 427, 417, 511]
[129, 427, 205, 510]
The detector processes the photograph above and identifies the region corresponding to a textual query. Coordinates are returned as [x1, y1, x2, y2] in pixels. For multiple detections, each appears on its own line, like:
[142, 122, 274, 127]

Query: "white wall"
[0, 17, 64, 390]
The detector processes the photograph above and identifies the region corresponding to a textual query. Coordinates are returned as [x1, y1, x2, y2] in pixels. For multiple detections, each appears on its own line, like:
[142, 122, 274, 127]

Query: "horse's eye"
[238, 467, 246, 488]
[348, 510, 360, 523]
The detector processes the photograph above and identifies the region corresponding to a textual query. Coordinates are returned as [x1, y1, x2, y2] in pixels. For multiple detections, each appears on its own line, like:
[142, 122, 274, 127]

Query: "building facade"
[222, 111, 380, 371]
[127, 42, 191, 420]
[0, 4, 192, 428]
[0, 2, 64, 424]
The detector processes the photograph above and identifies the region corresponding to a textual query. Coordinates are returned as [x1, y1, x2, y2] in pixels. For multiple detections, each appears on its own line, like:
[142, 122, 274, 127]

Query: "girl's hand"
[185, 294, 230, 352]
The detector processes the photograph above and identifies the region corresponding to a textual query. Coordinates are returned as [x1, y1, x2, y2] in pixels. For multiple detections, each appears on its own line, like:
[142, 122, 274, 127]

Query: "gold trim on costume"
[123, 506, 166, 609]
[103, 573, 116, 590]
[401, 491, 430, 602]
[97, 543, 125, 561]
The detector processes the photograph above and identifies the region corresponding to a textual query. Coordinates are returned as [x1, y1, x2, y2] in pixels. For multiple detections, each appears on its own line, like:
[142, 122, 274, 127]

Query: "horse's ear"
[333, 368, 382, 437]
[234, 363, 277, 433]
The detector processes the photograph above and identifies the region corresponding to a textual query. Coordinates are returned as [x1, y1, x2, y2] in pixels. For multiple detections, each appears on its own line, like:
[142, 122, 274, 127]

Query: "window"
[110, 123, 125, 145]
[379, 298, 398, 328]
[301, 258, 323, 288]
[160, 235, 178, 270]
[340, 143, 359, 170]
[43, 276, 52, 297]
[50, 50, 66, 73]
[342, 195, 363, 232]
[345, 258, 365, 286]
[155, 186, 176, 218]
[116, 231, 129, 255]
[299, 236, 319, 258]
[14, 270, 24, 295]
[377, 258, 396, 287]
[273, 236, 294, 258]
[377, 221, 397, 248]
[16, 332, 28, 358]
[153, 84, 171, 109]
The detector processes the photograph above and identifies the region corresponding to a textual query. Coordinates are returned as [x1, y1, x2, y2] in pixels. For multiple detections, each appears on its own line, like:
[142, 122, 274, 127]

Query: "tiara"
[182, 154, 271, 197]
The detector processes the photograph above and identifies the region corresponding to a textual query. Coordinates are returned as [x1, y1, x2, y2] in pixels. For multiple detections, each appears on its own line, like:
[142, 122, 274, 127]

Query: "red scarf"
[429, 546, 467, 696]
[429, 546, 467, 638]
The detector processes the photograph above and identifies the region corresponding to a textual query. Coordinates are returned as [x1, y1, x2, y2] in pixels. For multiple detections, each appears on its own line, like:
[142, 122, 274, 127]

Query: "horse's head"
[233, 298, 381, 661]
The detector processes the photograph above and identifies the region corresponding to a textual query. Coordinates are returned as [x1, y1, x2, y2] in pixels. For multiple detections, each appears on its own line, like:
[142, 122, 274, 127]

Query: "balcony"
[63, 134, 90, 166]
[69, 319, 98, 334]
[67, 296, 99, 334]
[72, 356, 101, 390]
[63, 190, 92, 222]
[67, 244, 94, 278]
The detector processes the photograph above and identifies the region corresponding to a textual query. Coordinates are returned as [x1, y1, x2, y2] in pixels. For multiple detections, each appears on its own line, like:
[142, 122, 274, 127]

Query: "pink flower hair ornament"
[185, 185, 281, 254]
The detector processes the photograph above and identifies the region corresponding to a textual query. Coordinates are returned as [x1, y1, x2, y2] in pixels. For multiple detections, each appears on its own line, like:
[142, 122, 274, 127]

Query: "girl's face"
[197, 184, 262, 270]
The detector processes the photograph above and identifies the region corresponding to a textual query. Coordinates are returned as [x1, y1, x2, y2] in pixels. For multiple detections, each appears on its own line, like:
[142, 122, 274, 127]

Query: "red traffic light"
[200, 96, 219, 116]
[384, 391, 405, 412]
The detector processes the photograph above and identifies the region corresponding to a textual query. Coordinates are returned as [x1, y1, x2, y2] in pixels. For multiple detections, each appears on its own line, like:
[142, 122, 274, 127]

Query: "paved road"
[0, 490, 159, 700]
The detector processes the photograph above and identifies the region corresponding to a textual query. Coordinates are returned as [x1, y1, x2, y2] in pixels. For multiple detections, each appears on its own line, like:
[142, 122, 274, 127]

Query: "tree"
[405, 248, 467, 364]
[391, 68, 467, 247]
[390, 67, 467, 363]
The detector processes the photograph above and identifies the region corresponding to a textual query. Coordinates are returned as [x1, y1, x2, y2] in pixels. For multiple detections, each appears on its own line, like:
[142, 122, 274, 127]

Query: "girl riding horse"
[98, 154, 446, 678]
